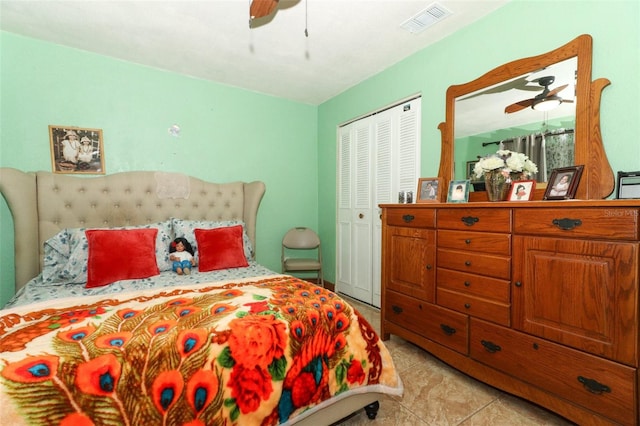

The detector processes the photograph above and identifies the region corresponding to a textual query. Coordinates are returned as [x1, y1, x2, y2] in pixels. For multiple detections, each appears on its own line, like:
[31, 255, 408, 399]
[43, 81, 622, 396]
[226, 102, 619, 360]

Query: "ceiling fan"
[458, 75, 541, 101]
[250, 0, 279, 21]
[504, 76, 573, 114]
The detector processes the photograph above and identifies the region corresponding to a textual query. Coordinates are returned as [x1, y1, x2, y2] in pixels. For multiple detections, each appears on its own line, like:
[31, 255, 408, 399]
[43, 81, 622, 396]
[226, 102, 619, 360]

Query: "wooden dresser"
[381, 200, 639, 425]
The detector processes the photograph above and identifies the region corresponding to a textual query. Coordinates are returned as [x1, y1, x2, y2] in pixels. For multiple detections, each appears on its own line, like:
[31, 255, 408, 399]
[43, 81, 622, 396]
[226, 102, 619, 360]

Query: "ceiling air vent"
[400, 2, 452, 34]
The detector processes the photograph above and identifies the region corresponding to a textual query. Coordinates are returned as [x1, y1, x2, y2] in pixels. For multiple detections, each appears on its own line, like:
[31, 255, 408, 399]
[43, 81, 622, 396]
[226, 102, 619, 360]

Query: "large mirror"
[438, 34, 614, 200]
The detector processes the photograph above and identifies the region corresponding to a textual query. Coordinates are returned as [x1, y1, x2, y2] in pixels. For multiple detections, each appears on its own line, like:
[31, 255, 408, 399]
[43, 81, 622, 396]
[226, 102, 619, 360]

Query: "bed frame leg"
[364, 401, 380, 419]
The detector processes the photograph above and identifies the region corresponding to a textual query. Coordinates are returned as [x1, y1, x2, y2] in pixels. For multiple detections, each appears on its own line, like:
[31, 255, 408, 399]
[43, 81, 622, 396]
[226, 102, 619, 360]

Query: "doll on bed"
[169, 237, 196, 275]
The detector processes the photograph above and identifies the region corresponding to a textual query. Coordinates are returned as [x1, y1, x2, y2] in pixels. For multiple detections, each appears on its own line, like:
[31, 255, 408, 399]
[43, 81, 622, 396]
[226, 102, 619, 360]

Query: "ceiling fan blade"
[459, 75, 538, 101]
[250, 0, 279, 19]
[504, 99, 534, 114]
[547, 84, 568, 97]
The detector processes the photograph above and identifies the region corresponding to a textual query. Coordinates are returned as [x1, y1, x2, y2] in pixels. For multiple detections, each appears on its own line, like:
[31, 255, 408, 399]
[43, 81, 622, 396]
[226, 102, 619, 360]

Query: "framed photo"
[49, 125, 105, 174]
[417, 177, 442, 203]
[616, 171, 640, 199]
[544, 165, 584, 200]
[508, 180, 536, 201]
[447, 180, 470, 203]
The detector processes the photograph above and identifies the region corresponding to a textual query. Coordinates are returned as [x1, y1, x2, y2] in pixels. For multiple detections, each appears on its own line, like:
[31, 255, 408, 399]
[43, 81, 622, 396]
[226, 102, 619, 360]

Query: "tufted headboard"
[0, 168, 266, 293]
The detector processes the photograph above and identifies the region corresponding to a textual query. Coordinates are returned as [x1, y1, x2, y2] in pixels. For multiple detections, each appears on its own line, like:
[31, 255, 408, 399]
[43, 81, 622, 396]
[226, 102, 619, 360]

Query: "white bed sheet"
[4, 261, 278, 309]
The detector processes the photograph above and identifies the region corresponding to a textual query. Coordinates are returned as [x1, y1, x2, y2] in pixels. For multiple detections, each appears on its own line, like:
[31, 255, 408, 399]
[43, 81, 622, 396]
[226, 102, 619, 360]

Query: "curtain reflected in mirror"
[497, 128, 574, 183]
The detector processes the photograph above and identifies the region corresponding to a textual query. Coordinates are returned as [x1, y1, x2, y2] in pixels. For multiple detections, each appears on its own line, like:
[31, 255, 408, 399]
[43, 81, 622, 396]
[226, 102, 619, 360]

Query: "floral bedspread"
[0, 276, 402, 426]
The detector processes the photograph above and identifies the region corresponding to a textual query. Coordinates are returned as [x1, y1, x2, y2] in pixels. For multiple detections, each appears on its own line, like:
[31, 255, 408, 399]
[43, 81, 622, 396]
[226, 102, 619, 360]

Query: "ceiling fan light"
[532, 96, 562, 112]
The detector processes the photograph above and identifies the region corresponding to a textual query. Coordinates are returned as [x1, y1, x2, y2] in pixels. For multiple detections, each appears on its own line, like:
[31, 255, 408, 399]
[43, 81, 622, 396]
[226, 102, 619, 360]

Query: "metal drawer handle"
[464, 260, 471, 266]
[440, 324, 456, 335]
[391, 305, 403, 314]
[402, 214, 415, 223]
[578, 376, 611, 395]
[481, 340, 501, 353]
[461, 216, 479, 226]
[552, 218, 582, 230]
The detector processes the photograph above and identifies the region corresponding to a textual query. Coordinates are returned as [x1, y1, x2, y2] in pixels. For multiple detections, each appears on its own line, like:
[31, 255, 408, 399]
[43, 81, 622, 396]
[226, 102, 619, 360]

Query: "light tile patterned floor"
[335, 297, 575, 426]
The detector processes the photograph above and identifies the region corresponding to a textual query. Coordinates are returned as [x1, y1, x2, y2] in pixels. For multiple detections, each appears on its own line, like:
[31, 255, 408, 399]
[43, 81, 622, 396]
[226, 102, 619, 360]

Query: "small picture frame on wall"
[416, 177, 442, 203]
[49, 125, 105, 174]
[447, 180, 470, 203]
[543, 165, 584, 200]
[508, 180, 536, 201]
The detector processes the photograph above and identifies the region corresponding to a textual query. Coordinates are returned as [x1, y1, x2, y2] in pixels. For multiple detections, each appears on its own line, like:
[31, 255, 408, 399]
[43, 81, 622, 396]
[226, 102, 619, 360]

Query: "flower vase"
[484, 170, 522, 201]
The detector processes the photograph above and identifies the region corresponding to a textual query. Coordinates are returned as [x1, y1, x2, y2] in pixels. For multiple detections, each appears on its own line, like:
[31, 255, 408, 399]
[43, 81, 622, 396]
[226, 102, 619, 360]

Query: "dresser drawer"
[470, 318, 637, 425]
[514, 208, 639, 240]
[387, 208, 436, 228]
[437, 288, 510, 326]
[437, 268, 509, 302]
[437, 248, 511, 280]
[438, 229, 511, 255]
[385, 290, 469, 354]
[438, 208, 511, 232]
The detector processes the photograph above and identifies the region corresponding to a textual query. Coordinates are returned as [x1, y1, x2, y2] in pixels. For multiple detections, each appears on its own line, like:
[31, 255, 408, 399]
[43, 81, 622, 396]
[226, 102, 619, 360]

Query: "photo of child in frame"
[543, 166, 584, 200]
[447, 180, 470, 203]
[508, 180, 536, 201]
[417, 177, 442, 203]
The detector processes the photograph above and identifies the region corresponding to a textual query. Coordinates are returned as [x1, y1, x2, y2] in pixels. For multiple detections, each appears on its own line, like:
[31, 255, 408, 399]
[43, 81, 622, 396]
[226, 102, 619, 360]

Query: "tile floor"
[336, 297, 575, 426]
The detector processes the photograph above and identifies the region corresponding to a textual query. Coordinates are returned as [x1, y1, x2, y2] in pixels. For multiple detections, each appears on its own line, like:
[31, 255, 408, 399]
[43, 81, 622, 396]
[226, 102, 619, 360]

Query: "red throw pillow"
[195, 225, 249, 272]
[85, 229, 160, 288]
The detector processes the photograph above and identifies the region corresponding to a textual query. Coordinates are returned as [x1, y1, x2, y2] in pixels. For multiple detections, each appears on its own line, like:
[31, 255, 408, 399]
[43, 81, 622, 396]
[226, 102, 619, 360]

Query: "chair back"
[282, 227, 320, 250]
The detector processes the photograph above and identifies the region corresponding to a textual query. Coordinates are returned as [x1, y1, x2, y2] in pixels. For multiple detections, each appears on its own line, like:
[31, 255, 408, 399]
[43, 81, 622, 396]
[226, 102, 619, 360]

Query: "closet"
[337, 96, 421, 307]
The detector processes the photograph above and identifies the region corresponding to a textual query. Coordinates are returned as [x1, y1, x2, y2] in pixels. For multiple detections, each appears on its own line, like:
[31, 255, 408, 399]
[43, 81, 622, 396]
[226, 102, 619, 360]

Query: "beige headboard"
[0, 168, 266, 293]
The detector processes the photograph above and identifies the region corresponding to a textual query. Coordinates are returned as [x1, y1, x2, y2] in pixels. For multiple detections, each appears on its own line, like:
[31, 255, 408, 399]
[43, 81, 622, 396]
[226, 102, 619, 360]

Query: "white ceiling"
[0, 0, 511, 105]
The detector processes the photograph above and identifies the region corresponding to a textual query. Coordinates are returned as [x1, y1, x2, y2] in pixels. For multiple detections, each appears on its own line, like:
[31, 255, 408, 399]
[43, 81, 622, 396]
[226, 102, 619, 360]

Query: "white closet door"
[350, 122, 374, 302]
[372, 110, 393, 307]
[336, 126, 353, 294]
[337, 97, 421, 307]
[397, 100, 421, 194]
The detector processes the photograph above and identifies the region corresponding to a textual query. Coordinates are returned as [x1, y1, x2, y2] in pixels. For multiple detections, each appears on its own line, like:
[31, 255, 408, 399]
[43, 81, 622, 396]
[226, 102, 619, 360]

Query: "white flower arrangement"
[473, 149, 538, 179]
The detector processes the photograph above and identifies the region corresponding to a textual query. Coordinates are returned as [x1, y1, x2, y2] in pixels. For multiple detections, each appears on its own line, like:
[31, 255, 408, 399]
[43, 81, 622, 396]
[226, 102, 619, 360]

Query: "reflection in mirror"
[454, 57, 577, 184]
[438, 34, 614, 200]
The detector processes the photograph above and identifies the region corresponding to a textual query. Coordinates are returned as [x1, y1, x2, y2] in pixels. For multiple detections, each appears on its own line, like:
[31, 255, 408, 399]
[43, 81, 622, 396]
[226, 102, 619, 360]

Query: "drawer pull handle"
[440, 324, 456, 335]
[464, 281, 471, 287]
[402, 214, 415, 223]
[552, 218, 582, 230]
[426, 264, 432, 270]
[464, 260, 472, 266]
[464, 303, 471, 309]
[481, 340, 501, 353]
[465, 239, 471, 244]
[514, 281, 522, 287]
[391, 305, 403, 314]
[578, 376, 611, 395]
[461, 216, 479, 226]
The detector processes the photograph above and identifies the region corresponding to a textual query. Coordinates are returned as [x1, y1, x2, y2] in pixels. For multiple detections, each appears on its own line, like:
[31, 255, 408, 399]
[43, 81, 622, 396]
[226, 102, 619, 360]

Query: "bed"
[0, 168, 402, 426]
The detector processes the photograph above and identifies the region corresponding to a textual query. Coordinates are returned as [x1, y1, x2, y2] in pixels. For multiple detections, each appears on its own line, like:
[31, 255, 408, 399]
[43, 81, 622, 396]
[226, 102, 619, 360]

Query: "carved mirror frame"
[438, 34, 613, 200]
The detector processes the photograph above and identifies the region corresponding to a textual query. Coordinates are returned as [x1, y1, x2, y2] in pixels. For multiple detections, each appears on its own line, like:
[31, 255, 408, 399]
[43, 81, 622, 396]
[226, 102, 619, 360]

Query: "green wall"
[2, 0, 639, 306]
[318, 0, 640, 283]
[0, 32, 318, 306]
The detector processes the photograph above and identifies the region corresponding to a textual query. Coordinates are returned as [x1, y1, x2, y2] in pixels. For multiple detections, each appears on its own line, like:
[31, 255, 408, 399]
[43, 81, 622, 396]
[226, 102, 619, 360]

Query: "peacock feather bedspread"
[0, 276, 402, 426]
